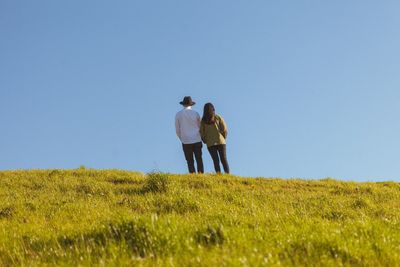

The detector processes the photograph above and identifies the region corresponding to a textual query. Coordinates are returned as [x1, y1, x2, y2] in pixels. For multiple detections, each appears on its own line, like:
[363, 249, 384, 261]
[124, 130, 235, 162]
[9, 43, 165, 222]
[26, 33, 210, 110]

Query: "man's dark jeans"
[207, 144, 230, 174]
[182, 142, 204, 173]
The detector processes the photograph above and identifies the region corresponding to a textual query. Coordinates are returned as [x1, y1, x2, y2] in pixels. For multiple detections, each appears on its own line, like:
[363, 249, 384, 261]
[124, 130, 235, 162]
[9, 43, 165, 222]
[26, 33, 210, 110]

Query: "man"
[175, 96, 204, 173]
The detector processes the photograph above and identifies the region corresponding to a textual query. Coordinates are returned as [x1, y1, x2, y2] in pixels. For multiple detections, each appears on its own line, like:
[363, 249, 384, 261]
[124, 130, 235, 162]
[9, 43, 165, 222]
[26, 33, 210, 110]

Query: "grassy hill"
[0, 169, 399, 266]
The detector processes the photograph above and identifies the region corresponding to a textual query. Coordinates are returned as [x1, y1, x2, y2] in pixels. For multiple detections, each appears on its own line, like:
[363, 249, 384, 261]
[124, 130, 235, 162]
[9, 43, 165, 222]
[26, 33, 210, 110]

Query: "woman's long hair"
[202, 103, 216, 124]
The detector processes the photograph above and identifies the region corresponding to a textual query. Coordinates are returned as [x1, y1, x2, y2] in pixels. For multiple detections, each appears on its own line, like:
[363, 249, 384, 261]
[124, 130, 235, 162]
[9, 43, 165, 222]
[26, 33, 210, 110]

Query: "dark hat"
[180, 96, 196, 106]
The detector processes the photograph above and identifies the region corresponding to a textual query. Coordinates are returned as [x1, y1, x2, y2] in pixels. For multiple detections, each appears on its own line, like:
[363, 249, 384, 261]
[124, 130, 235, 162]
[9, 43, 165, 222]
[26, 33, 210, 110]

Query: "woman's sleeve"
[219, 116, 228, 138]
[200, 121, 206, 143]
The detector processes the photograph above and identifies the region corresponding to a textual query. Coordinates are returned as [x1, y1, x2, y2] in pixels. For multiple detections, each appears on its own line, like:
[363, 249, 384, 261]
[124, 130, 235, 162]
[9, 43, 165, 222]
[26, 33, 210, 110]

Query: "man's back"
[175, 107, 202, 144]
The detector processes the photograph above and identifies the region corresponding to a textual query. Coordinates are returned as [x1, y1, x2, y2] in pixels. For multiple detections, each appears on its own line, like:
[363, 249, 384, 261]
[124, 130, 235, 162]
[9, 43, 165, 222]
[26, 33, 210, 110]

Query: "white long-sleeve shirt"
[175, 106, 202, 144]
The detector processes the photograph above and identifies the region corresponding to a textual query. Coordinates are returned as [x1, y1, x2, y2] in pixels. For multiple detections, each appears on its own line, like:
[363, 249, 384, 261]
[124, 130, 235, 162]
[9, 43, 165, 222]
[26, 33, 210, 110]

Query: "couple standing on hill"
[175, 96, 230, 174]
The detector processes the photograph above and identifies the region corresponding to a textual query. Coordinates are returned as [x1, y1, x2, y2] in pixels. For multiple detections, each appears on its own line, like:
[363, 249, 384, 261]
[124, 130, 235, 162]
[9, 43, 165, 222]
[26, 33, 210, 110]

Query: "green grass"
[0, 169, 399, 266]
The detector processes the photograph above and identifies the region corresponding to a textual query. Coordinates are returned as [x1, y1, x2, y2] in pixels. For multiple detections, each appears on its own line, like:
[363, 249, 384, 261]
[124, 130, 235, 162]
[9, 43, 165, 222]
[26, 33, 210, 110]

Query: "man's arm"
[196, 112, 201, 127]
[175, 115, 181, 140]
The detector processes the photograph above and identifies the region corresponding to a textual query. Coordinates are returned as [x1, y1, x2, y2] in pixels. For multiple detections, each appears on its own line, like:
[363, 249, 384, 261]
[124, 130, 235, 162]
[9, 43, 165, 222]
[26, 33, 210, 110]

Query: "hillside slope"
[0, 169, 399, 266]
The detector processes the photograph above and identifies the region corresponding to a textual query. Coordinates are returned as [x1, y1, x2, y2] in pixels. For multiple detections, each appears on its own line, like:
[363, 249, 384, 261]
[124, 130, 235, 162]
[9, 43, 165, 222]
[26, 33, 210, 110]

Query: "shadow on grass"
[280, 240, 361, 265]
[195, 225, 225, 247]
[0, 206, 14, 219]
[24, 219, 171, 259]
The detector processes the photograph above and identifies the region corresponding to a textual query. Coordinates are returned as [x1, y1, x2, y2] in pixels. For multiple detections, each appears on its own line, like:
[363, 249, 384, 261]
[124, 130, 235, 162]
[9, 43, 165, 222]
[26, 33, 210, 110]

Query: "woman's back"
[200, 114, 227, 147]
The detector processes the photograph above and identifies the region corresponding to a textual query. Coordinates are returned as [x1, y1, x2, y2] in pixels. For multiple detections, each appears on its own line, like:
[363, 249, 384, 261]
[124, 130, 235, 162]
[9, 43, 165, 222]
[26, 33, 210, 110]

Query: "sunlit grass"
[0, 169, 399, 266]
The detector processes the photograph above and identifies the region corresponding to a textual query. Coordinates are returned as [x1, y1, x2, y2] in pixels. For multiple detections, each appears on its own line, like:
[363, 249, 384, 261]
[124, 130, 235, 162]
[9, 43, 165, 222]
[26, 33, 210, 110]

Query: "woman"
[200, 103, 230, 174]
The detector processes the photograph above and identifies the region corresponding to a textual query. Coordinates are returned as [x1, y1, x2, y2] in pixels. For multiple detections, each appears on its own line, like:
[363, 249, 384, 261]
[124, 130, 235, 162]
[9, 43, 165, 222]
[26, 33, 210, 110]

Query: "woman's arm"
[218, 115, 228, 139]
[200, 121, 206, 143]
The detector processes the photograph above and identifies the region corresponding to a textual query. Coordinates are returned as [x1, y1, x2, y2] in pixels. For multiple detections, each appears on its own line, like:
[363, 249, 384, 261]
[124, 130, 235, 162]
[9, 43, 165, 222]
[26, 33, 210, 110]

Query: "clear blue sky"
[1, 1, 399, 181]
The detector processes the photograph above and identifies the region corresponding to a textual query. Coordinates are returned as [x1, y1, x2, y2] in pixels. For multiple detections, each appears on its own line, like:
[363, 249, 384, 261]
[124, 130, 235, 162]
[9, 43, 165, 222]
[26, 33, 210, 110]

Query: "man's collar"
[184, 106, 192, 110]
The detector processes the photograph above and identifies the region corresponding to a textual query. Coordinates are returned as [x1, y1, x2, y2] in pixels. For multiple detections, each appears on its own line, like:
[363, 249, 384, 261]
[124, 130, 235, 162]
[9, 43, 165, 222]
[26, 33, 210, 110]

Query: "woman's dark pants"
[207, 144, 230, 174]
